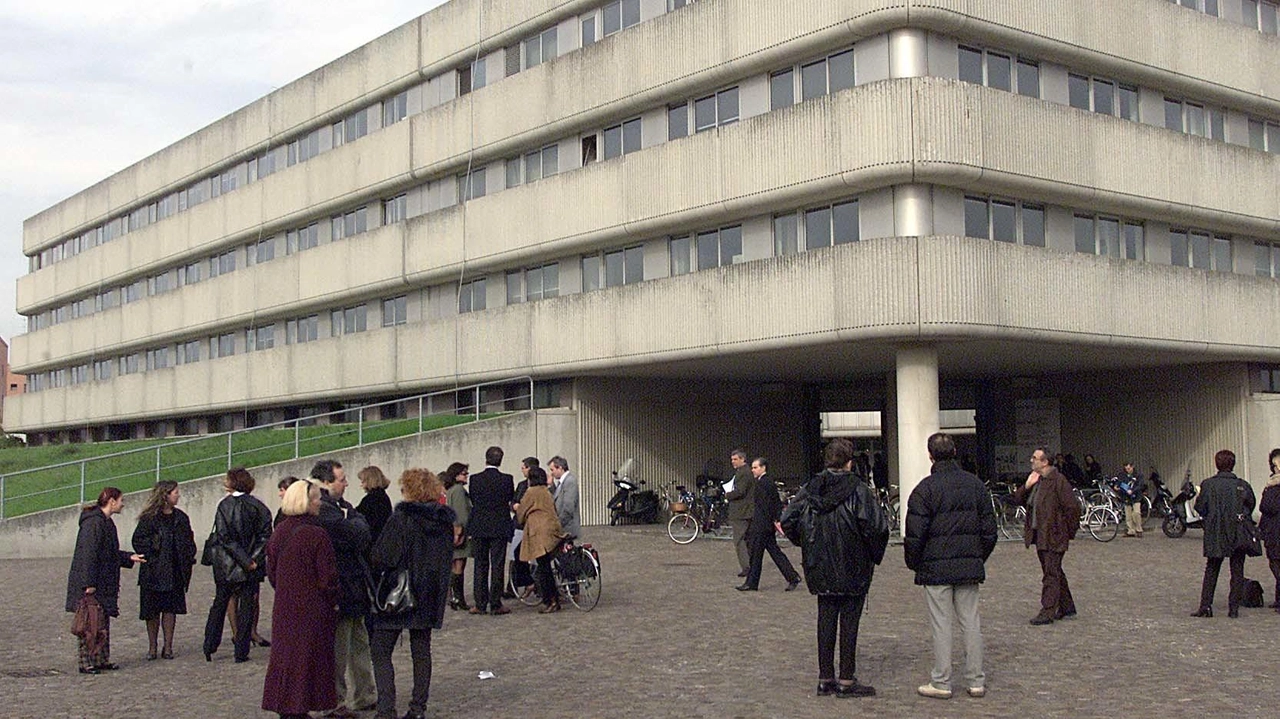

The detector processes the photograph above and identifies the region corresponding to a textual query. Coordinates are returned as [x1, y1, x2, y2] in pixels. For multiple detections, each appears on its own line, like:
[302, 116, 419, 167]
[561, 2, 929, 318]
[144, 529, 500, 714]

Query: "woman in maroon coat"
[262, 480, 340, 719]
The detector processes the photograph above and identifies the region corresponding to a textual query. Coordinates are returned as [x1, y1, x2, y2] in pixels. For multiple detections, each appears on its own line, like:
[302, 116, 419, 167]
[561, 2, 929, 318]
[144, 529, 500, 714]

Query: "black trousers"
[369, 626, 432, 717]
[1199, 550, 1247, 610]
[744, 531, 800, 589]
[203, 580, 255, 660]
[471, 537, 508, 611]
[1269, 557, 1280, 605]
[816, 593, 866, 681]
[536, 553, 558, 605]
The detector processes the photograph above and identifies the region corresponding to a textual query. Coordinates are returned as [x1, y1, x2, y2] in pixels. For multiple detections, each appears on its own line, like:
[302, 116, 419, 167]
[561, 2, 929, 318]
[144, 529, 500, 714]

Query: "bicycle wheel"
[999, 503, 1025, 541]
[1087, 507, 1119, 542]
[509, 560, 541, 606]
[667, 513, 699, 544]
[565, 547, 601, 611]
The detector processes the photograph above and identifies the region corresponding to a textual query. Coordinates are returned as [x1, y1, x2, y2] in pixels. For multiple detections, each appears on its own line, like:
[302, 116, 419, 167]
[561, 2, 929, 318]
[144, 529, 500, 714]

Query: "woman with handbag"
[442, 462, 472, 610]
[1259, 447, 1280, 613]
[262, 479, 341, 719]
[132, 481, 196, 660]
[201, 467, 273, 662]
[368, 468, 455, 719]
[1191, 449, 1256, 618]
[65, 487, 146, 674]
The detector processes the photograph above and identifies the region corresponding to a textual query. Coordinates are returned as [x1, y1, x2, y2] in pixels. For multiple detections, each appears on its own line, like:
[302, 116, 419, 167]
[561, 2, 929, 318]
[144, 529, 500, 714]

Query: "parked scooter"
[1147, 470, 1174, 519]
[607, 458, 659, 526]
[1161, 475, 1204, 538]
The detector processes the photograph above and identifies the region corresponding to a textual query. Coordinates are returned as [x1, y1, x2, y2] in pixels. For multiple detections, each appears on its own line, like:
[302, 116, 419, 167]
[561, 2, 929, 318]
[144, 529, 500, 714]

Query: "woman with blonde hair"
[368, 468, 455, 719]
[356, 466, 393, 544]
[263, 480, 340, 718]
[132, 480, 196, 660]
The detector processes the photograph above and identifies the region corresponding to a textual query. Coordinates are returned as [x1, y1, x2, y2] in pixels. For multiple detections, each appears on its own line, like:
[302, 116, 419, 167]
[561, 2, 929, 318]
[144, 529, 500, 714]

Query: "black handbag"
[1236, 514, 1263, 557]
[370, 568, 416, 616]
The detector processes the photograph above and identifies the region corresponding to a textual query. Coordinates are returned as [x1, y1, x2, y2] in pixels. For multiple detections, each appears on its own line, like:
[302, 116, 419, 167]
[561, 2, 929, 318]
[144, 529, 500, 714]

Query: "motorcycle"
[607, 458, 659, 526]
[1147, 471, 1174, 519]
[1161, 477, 1204, 538]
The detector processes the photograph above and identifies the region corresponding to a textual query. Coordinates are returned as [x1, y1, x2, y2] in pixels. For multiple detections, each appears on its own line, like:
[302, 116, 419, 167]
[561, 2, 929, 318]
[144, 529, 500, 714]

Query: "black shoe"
[834, 681, 876, 697]
[491, 606, 512, 615]
[253, 637, 271, 648]
[816, 680, 837, 696]
[737, 570, 748, 578]
[95, 663, 119, 671]
[1054, 608, 1077, 620]
[1029, 612, 1055, 626]
[786, 579, 801, 592]
[1227, 607, 1239, 619]
[146, 651, 157, 661]
[735, 583, 757, 591]
[501, 590, 518, 600]
[234, 656, 250, 663]
[1190, 607, 1213, 618]
[161, 650, 174, 660]
[78, 667, 99, 675]
[203, 649, 213, 662]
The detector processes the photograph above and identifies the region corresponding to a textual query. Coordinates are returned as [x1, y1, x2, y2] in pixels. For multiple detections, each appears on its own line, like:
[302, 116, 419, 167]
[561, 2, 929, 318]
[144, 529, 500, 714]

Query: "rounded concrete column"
[895, 345, 940, 535]
[889, 28, 929, 79]
[893, 184, 934, 237]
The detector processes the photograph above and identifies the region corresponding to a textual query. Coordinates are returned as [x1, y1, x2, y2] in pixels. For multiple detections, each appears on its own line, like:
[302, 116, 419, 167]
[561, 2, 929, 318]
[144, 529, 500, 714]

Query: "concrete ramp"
[0, 409, 576, 559]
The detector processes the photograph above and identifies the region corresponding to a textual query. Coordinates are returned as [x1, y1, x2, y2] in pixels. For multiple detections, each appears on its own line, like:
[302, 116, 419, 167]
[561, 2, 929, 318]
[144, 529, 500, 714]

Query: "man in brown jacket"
[1011, 448, 1078, 625]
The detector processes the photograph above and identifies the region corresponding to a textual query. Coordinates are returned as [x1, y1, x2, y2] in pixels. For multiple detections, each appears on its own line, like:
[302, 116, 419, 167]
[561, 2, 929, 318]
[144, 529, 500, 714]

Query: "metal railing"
[0, 377, 533, 520]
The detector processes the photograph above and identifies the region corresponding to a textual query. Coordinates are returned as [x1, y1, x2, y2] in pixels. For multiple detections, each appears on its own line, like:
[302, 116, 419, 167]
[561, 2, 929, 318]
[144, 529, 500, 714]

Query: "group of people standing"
[64, 445, 579, 719]
[451, 447, 581, 615]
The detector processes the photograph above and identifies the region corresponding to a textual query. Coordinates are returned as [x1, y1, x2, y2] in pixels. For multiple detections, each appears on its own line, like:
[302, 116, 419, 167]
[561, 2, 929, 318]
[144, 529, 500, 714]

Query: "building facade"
[10, 0, 1280, 509]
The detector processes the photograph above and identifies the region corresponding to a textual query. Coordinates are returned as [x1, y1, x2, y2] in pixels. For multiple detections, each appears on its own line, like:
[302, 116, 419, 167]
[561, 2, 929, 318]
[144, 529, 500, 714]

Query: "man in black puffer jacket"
[904, 433, 998, 701]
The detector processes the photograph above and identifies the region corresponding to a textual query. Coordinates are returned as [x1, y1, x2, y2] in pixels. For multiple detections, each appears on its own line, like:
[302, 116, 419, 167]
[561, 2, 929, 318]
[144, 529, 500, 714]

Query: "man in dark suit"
[723, 449, 755, 578]
[737, 457, 801, 592]
[467, 446, 515, 615]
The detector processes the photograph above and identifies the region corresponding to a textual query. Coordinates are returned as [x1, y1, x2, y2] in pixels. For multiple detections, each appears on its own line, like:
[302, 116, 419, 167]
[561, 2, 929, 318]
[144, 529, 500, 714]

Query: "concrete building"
[10, 0, 1280, 521]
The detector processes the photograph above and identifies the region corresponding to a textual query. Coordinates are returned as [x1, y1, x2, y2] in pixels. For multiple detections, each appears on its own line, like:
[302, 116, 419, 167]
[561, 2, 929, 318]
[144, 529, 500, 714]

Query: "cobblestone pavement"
[2, 522, 1277, 719]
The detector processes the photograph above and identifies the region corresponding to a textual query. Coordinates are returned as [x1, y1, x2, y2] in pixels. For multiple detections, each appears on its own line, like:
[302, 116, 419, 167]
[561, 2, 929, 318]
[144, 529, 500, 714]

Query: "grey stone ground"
[1, 522, 1276, 719]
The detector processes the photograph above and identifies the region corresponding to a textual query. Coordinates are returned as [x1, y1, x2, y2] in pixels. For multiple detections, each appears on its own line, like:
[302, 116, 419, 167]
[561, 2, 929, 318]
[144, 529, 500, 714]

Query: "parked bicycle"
[509, 537, 602, 611]
[1074, 482, 1120, 542]
[666, 476, 729, 544]
[988, 483, 1025, 540]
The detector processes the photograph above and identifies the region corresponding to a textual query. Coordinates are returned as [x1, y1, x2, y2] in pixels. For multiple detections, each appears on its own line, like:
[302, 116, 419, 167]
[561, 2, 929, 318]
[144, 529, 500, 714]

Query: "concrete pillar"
[888, 28, 929, 79]
[895, 345, 940, 534]
[893, 184, 934, 237]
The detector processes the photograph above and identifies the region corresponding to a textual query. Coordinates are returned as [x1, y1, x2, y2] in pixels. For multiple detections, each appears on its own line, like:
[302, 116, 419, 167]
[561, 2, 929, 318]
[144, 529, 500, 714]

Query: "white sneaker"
[917, 684, 953, 699]
[967, 686, 986, 698]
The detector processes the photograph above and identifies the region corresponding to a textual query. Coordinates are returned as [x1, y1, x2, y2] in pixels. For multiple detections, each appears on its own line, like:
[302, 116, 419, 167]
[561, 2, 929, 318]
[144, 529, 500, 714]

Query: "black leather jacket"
[206, 493, 272, 585]
[782, 469, 888, 596]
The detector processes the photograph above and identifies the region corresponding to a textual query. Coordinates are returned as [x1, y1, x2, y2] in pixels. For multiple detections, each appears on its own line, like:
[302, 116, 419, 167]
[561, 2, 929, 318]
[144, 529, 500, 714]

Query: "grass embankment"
[0, 414, 491, 518]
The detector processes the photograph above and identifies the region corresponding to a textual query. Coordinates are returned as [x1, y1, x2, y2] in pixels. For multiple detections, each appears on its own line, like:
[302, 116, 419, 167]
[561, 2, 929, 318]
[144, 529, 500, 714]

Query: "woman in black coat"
[65, 487, 145, 674]
[356, 465, 394, 544]
[781, 439, 888, 698]
[1259, 448, 1280, 613]
[132, 481, 196, 659]
[368, 468, 455, 719]
[201, 467, 273, 663]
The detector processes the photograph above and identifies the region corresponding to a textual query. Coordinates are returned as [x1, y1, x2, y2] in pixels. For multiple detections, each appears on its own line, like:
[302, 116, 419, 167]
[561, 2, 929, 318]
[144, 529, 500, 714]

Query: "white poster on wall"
[1015, 398, 1060, 462]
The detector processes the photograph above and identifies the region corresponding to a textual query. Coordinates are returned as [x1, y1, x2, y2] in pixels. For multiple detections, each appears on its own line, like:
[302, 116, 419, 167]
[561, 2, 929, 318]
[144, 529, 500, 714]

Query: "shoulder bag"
[1236, 513, 1264, 557]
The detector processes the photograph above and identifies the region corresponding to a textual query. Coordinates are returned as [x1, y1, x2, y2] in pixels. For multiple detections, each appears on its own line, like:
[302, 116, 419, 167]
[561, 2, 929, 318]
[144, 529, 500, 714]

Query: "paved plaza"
[1, 522, 1276, 718]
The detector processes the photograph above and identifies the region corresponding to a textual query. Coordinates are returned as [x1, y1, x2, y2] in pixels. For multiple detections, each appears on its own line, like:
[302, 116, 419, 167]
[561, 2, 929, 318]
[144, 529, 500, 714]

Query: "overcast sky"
[0, 0, 449, 347]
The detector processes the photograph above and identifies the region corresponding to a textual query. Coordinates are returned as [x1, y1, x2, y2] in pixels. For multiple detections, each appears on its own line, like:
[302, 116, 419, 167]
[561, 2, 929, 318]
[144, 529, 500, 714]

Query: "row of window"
[32, 0, 702, 275]
[1171, 0, 1280, 36]
[960, 42, 1278, 149]
[26, 296, 409, 392]
[28, 205, 375, 332]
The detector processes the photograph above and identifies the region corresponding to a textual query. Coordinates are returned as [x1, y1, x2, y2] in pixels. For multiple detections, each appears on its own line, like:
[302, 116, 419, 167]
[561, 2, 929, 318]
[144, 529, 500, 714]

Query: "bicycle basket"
[671, 501, 688, 513]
